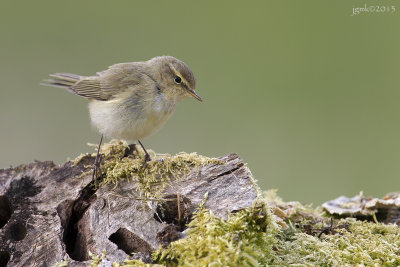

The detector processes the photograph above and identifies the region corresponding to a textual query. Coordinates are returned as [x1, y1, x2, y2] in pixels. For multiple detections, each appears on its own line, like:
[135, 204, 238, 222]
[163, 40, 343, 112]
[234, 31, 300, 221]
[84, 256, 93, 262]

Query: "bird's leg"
[92, 135, 103, 187]
[138, 139, 151, 168]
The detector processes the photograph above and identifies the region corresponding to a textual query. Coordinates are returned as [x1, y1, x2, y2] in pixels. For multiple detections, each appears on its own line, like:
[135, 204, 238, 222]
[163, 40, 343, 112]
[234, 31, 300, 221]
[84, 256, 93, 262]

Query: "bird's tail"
[41, 73, 81, 91]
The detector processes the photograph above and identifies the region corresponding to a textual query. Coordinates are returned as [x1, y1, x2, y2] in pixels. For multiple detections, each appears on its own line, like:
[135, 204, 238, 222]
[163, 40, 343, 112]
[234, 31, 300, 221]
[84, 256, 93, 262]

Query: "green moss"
[78, 140, 221, 200]
[54, 261, 69, 267]
[278, 219, 400, 266]
[151, 200, 400, 266]
[154, 199, 282, 266]
[117, 259, 160, 267]
[88, 251, 110, 267]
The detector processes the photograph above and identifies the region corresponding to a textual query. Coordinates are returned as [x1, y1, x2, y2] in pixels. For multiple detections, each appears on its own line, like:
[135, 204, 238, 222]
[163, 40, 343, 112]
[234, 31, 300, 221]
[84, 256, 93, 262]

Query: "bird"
[42, 56, 202, 181]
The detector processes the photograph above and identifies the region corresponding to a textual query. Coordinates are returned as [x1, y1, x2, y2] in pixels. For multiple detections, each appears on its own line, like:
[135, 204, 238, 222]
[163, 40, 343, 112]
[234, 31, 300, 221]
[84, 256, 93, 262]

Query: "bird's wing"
[72, 62, 144, 101]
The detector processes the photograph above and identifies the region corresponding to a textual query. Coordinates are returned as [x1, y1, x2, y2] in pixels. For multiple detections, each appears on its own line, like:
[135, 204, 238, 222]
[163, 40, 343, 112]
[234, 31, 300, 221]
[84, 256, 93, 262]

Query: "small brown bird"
[42, 56, 202, 179]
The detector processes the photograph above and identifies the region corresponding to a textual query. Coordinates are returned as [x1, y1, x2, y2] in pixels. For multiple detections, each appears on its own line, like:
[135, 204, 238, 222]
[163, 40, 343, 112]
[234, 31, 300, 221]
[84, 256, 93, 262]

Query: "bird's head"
[148, 56, 202, 102]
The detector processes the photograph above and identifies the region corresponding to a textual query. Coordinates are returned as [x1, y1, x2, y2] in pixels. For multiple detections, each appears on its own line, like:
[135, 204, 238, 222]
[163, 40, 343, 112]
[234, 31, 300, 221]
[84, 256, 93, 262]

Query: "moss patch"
[279, 219, 400, 265]
[81, 140, 221, 200]
[154, 199, 281, 266]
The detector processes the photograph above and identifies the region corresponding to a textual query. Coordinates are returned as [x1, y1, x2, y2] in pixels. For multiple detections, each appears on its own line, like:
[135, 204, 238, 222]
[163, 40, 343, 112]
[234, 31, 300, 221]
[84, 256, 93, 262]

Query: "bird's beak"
[187, 89, 203, 102]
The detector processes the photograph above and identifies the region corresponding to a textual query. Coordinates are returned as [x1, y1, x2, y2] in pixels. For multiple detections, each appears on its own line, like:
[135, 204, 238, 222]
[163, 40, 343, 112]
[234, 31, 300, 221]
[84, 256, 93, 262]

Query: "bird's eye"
[174, 76, 182, 84]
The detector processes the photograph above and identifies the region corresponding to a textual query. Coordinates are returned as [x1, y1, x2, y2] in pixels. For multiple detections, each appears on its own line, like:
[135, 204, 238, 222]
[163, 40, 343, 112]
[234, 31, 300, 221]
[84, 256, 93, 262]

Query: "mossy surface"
[86, 201, 400, 267]
[154, 200, 281, 266]
[85, 140, 221, 199]
[152, 200, 400, 266]
[88, 198, 400, 266]
[75, 142, 400, 267]
[279, 219, 400, 266]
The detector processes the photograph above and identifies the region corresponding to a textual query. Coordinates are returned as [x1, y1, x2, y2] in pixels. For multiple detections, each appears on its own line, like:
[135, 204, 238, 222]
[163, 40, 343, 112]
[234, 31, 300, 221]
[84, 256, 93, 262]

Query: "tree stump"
[0, 143, 258, 267]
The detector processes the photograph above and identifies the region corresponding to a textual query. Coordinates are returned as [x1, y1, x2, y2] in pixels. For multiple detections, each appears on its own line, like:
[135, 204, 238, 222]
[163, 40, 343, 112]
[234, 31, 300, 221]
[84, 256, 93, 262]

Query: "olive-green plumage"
[42, 56, 202, 141]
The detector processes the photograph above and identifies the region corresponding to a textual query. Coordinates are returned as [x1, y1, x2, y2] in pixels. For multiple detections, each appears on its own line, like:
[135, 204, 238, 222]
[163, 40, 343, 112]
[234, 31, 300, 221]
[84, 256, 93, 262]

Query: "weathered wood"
[0, 149, 257, 266]
[322, 192, 400, 225]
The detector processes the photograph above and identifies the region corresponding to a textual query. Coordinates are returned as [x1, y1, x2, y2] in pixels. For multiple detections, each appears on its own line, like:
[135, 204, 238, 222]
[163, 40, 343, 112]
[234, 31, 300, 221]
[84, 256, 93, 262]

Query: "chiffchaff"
[42, 56, 202, 178]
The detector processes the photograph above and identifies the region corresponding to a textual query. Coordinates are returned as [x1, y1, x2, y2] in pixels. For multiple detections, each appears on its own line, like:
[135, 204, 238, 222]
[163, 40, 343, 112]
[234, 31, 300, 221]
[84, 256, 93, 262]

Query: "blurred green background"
[1, 1, 399, 205]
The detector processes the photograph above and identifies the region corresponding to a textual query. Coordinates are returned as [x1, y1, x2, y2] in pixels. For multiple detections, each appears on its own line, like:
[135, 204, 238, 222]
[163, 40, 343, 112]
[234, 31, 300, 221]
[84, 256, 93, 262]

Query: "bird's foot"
[142, 153, 151, 169]
[92, 135, 104, 188]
